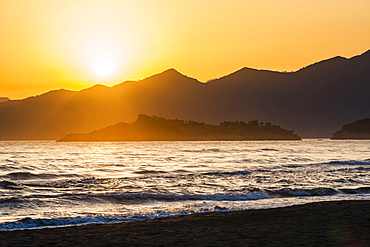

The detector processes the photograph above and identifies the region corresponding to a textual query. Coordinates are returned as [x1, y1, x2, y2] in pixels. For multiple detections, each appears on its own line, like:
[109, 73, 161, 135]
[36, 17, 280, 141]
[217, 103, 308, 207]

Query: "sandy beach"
[0, 200, 369, 246]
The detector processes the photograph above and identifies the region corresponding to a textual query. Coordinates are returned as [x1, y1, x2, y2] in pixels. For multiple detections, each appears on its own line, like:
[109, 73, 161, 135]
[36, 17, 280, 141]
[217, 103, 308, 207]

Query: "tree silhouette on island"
[58, 114, 301, 141]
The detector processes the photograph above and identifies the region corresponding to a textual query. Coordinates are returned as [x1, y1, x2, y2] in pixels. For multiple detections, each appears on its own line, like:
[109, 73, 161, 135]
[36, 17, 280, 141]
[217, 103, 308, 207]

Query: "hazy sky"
[1, 0, 369, 99]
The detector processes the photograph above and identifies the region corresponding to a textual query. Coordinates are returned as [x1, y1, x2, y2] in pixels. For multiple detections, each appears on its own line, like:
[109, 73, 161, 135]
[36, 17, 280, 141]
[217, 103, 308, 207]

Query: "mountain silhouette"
[0, 50, 369, 140]
[58, 114, 300, 141]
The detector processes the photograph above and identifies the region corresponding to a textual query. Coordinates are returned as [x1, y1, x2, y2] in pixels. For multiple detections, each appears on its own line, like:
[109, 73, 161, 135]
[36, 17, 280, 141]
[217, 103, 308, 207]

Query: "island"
[331, 118, 370, 139]
[58, 114, 301, 141]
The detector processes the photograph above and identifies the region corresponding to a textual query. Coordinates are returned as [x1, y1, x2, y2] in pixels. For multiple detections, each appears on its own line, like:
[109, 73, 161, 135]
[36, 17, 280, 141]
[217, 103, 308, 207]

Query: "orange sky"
[1, 0, 369, 99]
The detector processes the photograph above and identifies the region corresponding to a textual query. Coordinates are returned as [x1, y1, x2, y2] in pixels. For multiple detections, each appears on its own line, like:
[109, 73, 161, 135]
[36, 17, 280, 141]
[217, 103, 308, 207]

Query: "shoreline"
[1, 200, 369, 246]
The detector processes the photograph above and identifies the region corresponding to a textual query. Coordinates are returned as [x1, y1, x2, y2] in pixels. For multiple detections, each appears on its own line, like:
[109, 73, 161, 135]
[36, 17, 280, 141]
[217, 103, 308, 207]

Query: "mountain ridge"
[2, 49, 369, 101]
[0, 49, 369, 139]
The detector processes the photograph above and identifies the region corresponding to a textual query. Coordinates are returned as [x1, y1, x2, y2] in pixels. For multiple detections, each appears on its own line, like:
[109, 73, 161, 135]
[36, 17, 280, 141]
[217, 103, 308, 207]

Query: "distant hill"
[58, 114, 301, 141]
[0, 97, 9, 103]
[0, 50, 369, 140]
[331, 118, 370, 139]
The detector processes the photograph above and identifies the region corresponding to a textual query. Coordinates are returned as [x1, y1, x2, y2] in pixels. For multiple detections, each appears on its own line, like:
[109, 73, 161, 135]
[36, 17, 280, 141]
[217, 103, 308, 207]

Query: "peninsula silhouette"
[331, 118, 370, 139]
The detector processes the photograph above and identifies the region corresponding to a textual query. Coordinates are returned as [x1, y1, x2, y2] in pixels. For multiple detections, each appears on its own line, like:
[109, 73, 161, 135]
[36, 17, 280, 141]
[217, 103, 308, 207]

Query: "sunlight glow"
[94, 57, 114, 77]
[1, 0, 370, 99]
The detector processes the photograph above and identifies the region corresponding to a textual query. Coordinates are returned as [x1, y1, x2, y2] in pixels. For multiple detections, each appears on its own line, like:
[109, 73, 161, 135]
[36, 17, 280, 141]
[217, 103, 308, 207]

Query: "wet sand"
[0, 200, 369, 246]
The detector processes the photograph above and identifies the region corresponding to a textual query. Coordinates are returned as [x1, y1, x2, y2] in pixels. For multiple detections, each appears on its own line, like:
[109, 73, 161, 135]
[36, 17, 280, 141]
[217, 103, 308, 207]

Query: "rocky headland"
[331, 118, 370, 139]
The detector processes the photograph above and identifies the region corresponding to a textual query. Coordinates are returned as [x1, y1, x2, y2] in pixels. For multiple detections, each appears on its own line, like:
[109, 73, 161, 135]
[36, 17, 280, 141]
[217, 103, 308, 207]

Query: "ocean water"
[0, 139, 369, 230]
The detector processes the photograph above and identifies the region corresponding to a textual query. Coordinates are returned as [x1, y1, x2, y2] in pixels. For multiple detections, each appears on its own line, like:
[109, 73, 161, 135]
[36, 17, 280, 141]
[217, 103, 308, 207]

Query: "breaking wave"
[0, 215, 130, 231]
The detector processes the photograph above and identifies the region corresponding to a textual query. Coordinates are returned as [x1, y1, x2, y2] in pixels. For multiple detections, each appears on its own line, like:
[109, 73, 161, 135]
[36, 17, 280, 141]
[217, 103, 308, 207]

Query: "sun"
[94, 57, 114, 77]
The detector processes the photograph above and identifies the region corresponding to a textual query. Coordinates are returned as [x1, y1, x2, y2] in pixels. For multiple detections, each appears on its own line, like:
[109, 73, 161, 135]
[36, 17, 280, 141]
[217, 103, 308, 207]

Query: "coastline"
[1, 200, 369, 246]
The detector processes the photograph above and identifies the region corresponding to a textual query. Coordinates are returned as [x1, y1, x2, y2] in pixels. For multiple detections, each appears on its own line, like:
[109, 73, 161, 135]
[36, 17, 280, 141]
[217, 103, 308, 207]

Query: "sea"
[0, 139, 369, 230]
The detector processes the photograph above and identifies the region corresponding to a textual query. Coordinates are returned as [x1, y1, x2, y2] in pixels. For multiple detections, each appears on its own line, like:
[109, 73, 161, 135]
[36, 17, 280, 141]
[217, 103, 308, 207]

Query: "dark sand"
[0, 200, 369, 246]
